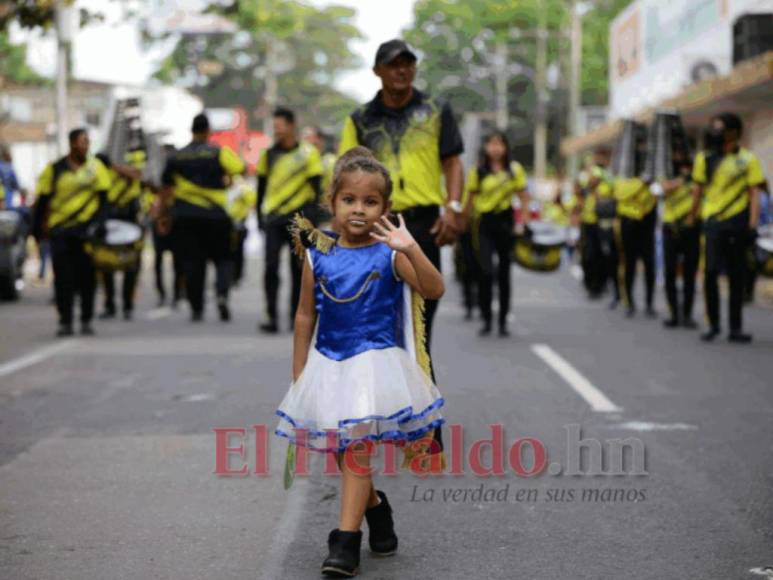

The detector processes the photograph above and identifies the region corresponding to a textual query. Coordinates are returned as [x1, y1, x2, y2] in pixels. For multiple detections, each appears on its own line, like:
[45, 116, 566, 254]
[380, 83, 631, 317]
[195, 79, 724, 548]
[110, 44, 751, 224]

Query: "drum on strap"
[512, 220, 567, 273]
[755, 225, 773, 278]
[85, 219, 144, 271]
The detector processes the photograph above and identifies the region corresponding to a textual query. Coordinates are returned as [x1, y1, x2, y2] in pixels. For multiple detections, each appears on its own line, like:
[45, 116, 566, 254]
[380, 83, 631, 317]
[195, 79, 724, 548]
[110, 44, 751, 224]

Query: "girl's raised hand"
[370, 213, 418, 253]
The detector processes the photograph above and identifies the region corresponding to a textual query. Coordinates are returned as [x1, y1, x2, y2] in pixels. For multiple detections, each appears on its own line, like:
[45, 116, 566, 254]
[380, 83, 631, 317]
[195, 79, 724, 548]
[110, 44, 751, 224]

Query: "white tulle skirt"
[275, 346, 445, 452]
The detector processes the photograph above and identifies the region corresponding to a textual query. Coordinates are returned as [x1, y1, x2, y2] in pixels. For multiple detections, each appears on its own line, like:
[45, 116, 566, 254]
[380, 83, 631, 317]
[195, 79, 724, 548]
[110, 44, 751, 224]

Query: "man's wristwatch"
[447, 200, 463, 214]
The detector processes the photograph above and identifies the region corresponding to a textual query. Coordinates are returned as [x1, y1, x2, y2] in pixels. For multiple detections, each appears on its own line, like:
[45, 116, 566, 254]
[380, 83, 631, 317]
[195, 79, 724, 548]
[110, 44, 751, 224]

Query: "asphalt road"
[1, 246, 772, 580]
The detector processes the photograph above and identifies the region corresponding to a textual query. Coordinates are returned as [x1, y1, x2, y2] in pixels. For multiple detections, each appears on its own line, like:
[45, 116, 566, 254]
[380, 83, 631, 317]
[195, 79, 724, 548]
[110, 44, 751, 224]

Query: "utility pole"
[263, 36, 278, 139]
[55, 1, 73, 155]
[567, 0, 583, 179]
[534, 0, 548, 179]
[494, 40, 509, 131]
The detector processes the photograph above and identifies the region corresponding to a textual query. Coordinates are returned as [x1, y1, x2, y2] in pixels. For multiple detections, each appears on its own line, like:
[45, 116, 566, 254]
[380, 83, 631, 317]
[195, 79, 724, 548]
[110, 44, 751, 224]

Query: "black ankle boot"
[365, 490, 398, 556]
[321, 529, 361, 577]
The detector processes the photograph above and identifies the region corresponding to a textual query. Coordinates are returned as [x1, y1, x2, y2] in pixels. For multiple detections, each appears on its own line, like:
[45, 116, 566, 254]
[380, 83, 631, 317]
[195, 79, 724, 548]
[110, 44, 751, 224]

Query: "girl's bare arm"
[292, 255, 317, 381]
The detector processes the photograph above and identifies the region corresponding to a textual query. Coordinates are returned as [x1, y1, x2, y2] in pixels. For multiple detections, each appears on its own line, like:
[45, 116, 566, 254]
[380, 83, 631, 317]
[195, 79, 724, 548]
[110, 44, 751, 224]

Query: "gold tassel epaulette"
[398, 288, 446, 473]
[289, 213, 335, 259]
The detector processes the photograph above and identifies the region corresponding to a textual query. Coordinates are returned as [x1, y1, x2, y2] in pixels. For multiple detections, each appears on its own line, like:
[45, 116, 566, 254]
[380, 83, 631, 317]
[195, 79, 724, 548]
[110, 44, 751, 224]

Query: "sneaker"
[498, 324, 510, 338]
[321, 529, 361, 578]
[663, 318, 679, 329]
[364, 490, 398, 556]
[478, 322, 492, 337]
[80, 323, 95, 336]
[728, 332, 752, 344]
[608, 298, 619, 311]
[259, 321, 279, 334]
[625, 306, 636, 319]
[645, 307, 657, 319]
[218, 301, 231, 322]
[99, 309, 116, 320]
[191, 311, 203, 323]
[682, 318, 697, 330]
[701, 328, 720, 342]
[123, 310, 133, 321]
[56, 323, 74, 338]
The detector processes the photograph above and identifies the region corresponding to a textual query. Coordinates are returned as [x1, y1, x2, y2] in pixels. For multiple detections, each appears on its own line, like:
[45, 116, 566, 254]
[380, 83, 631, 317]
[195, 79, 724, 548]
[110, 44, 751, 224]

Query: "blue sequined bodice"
[310, 241, 405, 361]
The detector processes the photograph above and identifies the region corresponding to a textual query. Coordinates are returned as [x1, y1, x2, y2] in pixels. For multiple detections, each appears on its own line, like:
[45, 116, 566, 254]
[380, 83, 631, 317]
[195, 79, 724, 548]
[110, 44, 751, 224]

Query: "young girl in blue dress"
[274, 147, 446, 577]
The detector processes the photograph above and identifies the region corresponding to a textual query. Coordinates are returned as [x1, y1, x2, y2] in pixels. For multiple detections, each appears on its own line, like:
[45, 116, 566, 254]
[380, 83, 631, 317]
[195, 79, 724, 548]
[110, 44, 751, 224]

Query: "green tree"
[403, 0, 630, 168]
[150, 0, 363, 129]
[580, 0, 631, 105]
[403, 0, 571, 167]
[0, 29, 45, 83]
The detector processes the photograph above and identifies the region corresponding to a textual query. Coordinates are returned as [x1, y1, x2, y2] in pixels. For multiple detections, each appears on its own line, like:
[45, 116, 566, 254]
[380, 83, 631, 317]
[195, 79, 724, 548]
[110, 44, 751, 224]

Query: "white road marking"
[531, 343, 622, 413]
[145, 306, 172, 320]
[612, 421, 698, 432]
[259, 454, 312, 580]
[749, 567, 773, 578]
[0, 340, 77, 378]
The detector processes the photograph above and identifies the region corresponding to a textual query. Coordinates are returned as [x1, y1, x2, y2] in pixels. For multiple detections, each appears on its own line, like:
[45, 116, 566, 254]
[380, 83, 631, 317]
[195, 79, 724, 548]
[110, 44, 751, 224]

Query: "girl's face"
[332, 170, 390, 242]
[485, 136, 507, 165]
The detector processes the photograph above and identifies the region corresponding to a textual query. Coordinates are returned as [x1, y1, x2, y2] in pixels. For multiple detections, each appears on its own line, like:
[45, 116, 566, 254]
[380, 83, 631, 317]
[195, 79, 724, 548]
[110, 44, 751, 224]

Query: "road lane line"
[531, 343, 622, 413]
[260, 459, 312, 580]
[0, 340, 77, 378]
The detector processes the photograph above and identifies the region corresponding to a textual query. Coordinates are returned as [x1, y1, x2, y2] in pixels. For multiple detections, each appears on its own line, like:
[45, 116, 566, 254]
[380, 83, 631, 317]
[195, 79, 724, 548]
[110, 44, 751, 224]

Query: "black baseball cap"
[374, 39, 417, 66]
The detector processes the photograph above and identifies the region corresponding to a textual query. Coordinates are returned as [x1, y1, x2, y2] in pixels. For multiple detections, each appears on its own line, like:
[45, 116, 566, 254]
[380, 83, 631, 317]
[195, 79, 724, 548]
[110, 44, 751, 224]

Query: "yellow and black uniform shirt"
[36, 156, 112, 233]
[228, 181, 257, 224]
[162, 142, 245, 220]
[465, 161, 527, 216]
[107, 152, 148, 218]
[661, 179, 695, 226]
[543, 200, 571, 226]
[693, 148, 765, 223]
[338, 89, 464, 212]
[256, 142, 322, 218]
[614, 176, 656, 221]
[580, 165, 614, 225]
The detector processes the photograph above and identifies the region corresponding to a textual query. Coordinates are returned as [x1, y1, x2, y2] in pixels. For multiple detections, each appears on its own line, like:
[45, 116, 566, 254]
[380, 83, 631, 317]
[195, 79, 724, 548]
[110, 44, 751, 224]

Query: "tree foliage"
[150, 0, 364, 129]
[0, 29, 45, 83]
[402, 0, 629, 168]
[0, 0, 103, 33]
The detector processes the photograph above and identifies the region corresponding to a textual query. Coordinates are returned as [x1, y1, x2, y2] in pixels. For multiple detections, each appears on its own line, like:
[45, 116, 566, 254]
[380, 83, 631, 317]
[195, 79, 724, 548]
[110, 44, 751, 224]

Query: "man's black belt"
[397, 205, 439, 221]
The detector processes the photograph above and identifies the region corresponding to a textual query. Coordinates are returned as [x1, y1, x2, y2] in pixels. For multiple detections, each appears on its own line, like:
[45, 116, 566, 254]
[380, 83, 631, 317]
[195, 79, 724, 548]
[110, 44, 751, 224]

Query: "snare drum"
[85, 219, 144, 271]
[512, 220, 567, 272]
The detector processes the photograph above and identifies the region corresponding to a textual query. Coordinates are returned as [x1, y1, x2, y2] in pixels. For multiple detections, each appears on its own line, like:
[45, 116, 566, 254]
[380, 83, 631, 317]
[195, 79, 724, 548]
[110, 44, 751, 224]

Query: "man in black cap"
[338, 38, 465, 355]
[161, 113, 246, 322]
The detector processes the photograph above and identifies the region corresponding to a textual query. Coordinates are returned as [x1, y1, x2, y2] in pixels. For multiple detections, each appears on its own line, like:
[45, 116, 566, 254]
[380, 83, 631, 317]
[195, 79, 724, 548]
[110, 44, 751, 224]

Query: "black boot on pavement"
[321, 529, 361, 578]
[728, 331, 752, 344]
[56, 323, 74, 338]
[365, 490, 398, 556]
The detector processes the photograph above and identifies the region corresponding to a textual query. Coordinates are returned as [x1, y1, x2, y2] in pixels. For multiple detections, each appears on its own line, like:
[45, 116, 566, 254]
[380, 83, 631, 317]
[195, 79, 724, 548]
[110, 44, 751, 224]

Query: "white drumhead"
[105, 219, 142, 245]
[757, 236, 773, 253]
[529, 220, 567, 246]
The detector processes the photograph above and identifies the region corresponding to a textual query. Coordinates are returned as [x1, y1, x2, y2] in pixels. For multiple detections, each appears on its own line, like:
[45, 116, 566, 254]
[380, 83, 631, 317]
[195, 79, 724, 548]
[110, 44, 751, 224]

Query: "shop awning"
[561, 51, 773, 156]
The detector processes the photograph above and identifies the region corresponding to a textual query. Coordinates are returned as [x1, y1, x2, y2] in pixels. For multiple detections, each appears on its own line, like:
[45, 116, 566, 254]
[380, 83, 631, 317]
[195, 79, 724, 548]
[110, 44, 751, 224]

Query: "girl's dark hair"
[477, 131, 513, 179]
[324, 146, 392, 211]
